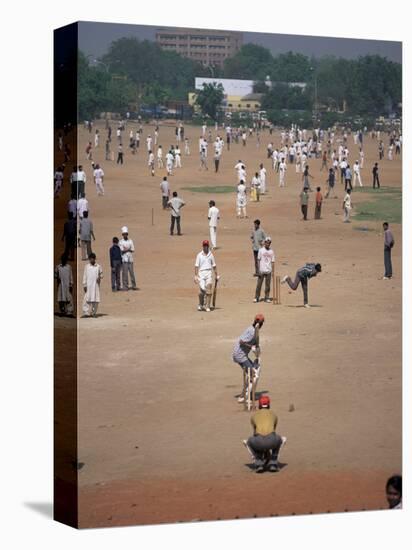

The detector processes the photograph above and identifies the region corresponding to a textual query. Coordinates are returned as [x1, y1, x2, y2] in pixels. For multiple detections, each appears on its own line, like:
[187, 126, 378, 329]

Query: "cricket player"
[353, 160, 363, 187]
[281, 263, 322, 307]
[148, 150, 155, 176]
[93, 163, 105, 196]
[343, 189, 352, 222]
[254, 237, 275, 303]
[160, 176, 170, 209]
[237, 181, 247, 219]
[208, 200, 220, 250]
[119, 226, 137, 290]
[232, 314, 264, 402]
[259, 164, 267, 194]
[243, 394, 287, 473]
[278, 158, 287, 187]
[82, 253, 103, 317]
[157, 145, 164, 168]
[194, 240, 219, 312]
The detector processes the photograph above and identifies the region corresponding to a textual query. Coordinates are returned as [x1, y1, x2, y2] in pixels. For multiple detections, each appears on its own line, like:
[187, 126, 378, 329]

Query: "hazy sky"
[78, 21, 402, 63]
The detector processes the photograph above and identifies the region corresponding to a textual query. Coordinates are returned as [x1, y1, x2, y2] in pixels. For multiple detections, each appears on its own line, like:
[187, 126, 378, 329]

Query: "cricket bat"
[212, 276, 219, 308]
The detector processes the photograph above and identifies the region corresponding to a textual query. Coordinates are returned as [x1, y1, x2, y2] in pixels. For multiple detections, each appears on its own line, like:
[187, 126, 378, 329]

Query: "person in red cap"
[243, 394, 287, 473]
[194, 240, 219, 312]
[232, 314, 264, 402]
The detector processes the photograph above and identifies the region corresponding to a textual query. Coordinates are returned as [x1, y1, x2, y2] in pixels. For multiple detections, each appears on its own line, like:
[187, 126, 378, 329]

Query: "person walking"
[82, 253, 103, 317]
[300, 188, 309, 220]
[353, 160, 362, 187]
[281, 263, 322, 307]
[208, 200, 220, 250]
[93, 163, 105, 196]
[343, 188, 352, 223]
[109, 237, 122, 291]
[254, 237, 275, 303]
[251, 219, 266, 276]
[372, 162, 380, 189]
[302, 165, 313, 192]
[194, 240, 219, 312]
[383, 222, 395, 279]
[344, 165, 353, 191]
[278, 158, 287, 187]
[168, 191, 185, 236]
[119, 226, 137, 290]
[79, 211, 95, 261]
[157, 145, 164, 168]
[77, 192, 89, 220]
[117, 144, 124, 165]
[314, 187, 323, 219]
[259, 164, 267, 194]
[324, 168, 336, 199]
[214, 148, 221, 173]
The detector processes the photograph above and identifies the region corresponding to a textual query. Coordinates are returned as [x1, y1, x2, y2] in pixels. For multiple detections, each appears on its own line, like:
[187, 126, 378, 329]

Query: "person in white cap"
[254, 237, 275, 303]
[194, 240, 219, 312]
[119, 226, 137, 290]
[208, 200, 220, 250]
[82, 253, 103, 317]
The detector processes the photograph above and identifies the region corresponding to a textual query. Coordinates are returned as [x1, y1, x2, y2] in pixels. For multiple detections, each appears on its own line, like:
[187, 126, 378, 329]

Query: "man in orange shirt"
[314, 186, 323, 219]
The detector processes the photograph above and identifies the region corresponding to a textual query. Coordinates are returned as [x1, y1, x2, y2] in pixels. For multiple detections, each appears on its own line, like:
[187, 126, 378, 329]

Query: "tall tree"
[195, 82, 224, 120]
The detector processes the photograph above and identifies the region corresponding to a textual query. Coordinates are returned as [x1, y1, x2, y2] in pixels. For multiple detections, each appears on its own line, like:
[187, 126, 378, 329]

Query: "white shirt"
[251, 176, 261, 189]
[157, 148, 163, 158]
[279, 162, 287, 172]
[166, 153, 174, 164]
[68, 199, 77, 217]
[237, 183, 246, 197]
[195, 251, 216, 271]
[148, 153, 155, 165]
[77, 170, 86, 183]
[93, 168, 104, 182]
[258, 247, 275, 273]
[344, 193, 352, 209]
[353, 163, 360, 174]
[77, 197, 89, 217]
[208, 206, 220, 227]
[259, 167, 267, 181]
[119, 238, 135, 263]
[160, 180, 169, 196]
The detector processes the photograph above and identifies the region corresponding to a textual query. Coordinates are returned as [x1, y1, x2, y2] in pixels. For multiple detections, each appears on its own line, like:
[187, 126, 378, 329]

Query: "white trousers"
[353, 172, 362, 187]
[198, 270, 213, 292]
[95, 180, 104, 195]
[209, 226, 217, 248]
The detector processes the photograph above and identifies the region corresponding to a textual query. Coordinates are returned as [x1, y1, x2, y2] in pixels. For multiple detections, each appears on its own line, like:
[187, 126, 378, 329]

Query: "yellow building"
[189, 91, 262, 113]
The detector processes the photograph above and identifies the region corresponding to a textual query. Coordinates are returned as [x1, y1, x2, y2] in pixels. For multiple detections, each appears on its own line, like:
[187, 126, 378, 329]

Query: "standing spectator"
[383, 222, 395, 279]
[250, 219, 266, 276]
[77, 192, 89, 220]
[168, 191, 185, 236]
[79, 211, 95, 260]
[214, 148, 221, 173]
[117, 144, 124, 165]
[109, 237, 122, 291]
[343, 188, 352, 223]
[160, 176, 170, 210]
[325, 168, 336, 199]
[55, 254, 74, 315]
[82, 253, 103, 318]
[119, 226, 137, 291]
[300, 188, 309, 220]
[344, 164, 353, 191]
[302, 165, 313, 192]
[77, 165, 87, 197]
[314, 187, 323, 219]
[208, 200, 220, 250]
[372, 163, 380, 189]
[62, 212, 77, 261]
[259, 163, 267, 194]
[278, 158, 287, 187]
[254, 237, 275, 303]
[353, 160, 363, 187]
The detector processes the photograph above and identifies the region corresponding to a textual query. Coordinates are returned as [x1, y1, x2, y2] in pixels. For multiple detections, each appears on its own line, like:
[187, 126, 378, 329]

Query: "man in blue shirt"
[109, 237, 122, 291]
[281, 263, 322, 308]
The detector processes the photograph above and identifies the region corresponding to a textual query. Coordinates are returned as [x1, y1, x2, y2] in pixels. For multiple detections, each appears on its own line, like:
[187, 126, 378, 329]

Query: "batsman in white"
[194, 240, 219, 312]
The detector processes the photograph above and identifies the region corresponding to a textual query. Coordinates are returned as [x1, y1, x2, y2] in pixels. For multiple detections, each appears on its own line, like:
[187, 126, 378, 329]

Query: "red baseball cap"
[202, 240, 210, 246]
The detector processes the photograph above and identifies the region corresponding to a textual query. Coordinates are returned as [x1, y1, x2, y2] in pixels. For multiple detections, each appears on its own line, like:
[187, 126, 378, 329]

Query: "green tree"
[223, 44, 273, 80]
[195, 82, 224, 120]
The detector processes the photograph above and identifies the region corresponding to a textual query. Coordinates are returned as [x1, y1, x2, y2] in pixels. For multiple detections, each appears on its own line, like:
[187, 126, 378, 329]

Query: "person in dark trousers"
[314, 187, 323, 219]
[109, 237, 122, 291]
[250, 219, 266, 277]
[383, 222, 394, 279]
[62, 212, 77, 261]
[372, 163, 380, 189]
[325, 168, 336, 198]
[281, 263, 322, 307]
[300, 188, 309, 220]
[117, 144, 124, 165]
[168, 191, 185, 236]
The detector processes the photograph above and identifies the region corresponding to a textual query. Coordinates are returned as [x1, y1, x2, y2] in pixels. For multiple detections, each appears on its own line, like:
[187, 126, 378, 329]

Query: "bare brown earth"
[55, 122, 402, 528]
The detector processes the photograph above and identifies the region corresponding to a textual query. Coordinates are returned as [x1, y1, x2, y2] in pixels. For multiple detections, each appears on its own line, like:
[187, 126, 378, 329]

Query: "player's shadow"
[234, 389, 269, 400]
[286, 304, 323, 308]
[80, 313, 109, 318]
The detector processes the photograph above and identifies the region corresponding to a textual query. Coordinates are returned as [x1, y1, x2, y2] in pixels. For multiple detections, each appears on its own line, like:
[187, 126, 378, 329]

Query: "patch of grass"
[352, 187, 402, 224]
[181, 186, 236, 194]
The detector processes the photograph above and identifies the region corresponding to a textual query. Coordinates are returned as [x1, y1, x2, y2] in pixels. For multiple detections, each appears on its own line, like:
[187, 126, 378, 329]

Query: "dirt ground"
[55, 121, 402, 528]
